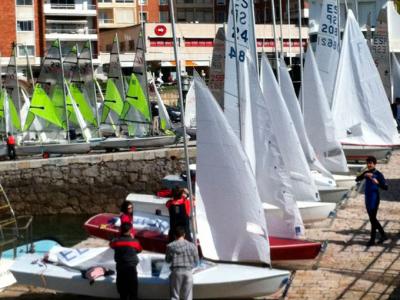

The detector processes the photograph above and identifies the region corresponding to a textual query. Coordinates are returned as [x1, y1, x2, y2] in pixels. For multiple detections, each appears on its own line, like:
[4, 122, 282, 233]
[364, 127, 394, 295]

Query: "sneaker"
[377, 235, 388, 244]
[366, 240, 375, 247]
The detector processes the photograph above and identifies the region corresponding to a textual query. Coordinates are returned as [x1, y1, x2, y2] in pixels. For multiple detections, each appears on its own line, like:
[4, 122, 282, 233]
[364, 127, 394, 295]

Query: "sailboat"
[331, 10, 399, 161]
[98, 33, 176, 150]
[10, 75, 290, 299]
[279, 57, 354, 192]
[183, 80, 196, 138]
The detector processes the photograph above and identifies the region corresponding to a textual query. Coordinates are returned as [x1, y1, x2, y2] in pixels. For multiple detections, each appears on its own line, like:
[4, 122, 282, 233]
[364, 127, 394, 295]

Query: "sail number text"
[229, 0, 250, 62]
[318, 3, 339, 50]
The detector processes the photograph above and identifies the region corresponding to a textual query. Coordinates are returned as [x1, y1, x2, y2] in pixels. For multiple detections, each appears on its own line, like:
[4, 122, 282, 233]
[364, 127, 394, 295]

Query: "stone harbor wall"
[0, 147, 196, 215]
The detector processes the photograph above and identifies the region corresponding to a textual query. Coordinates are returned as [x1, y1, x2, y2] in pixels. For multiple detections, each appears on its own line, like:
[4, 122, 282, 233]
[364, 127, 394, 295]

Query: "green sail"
[104, 79, 124, 117]
[51, 85, 71, 124]
[8, 95, 21, 131]
[0, 90, 5, 119]
[69, 83, 97, 127]
[24, 84, 65, 131]
[123, 74, 151, 121]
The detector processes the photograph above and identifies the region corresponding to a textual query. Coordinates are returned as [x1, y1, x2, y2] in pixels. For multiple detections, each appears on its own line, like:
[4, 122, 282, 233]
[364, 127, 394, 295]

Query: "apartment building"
[0, 0, 99, 69]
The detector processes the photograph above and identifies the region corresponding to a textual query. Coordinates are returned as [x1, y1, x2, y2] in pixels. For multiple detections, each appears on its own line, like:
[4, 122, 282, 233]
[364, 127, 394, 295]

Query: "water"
[32, 214, 90, 247]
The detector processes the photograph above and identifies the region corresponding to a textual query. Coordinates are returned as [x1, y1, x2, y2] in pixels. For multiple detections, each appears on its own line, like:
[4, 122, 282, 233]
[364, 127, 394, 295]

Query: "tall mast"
[168, 0, 196, 243]
[115, 34, 127, 102]
[297, 0, 304, 111]
[24, 44, 35, 91]
[88, 40, 101, 137]
[271, 0, 280, 82]
[138, 5, 153, 134]
[279, 0, 284, 56]
[14, 44, 22, 135]
[287, 0, 292, 66]
[58, 39, 71, 142]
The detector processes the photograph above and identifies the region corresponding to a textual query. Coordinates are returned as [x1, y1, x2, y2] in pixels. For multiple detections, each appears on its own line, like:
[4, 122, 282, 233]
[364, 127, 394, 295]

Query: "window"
[17, 20, 33, 31]
[18, 45, 35, 56]
[116, 0, 133, 3]
[138, 0, 147, 5]
[160, 11, 169, 22]
[159, 0, 168, 5]
[215, 11, 225, 22]
[128, 40, 135, 51]
[16, 0, 32, 5]
[140, 12, 148, 22]
[216, 0, 224, 5]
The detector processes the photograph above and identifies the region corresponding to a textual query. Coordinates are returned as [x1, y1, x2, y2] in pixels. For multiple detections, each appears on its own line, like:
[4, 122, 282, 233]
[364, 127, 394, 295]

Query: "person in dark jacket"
[110, 222, 142, 300]
[356, 156, 388, 246]
[166, 187, 193, 242]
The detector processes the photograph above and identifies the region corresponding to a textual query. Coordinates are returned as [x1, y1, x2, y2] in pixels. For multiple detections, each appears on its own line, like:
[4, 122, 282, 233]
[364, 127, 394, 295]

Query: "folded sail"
[332, 10, 400, 146]
[260, 55, 319, 202]
[302, 50, 348, 173]
[279, 58, 335, 177]
[151, 81, 172, 132]
[195, 74, 270, 264]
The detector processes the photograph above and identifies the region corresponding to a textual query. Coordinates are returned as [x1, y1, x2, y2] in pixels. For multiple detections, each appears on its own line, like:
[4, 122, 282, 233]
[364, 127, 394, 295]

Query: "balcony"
[45, 28, 98, 41]
[43, 3, 97, 16]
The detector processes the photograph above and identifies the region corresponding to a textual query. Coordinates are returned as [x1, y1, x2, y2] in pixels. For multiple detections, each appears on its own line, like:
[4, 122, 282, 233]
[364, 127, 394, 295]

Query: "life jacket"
[166, 197, 191, 219]
[7, 135, 15, 145]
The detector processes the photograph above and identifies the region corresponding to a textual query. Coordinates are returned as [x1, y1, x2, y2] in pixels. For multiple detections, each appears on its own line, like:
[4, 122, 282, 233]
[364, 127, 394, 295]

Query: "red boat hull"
[84, 213, 321, 261]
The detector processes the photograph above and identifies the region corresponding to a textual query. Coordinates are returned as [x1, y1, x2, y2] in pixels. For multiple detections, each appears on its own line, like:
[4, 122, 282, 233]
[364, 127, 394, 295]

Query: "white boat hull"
[98, 135, 176, 150]
[342, 144, 392, 162]
[318, 186, 349, 203]
[264, 201, 336, 223]
[332, 174, 356, 189]
[16, 142, 91, 155]
[127, 193, 336, 224]
[0, 259, 16, 291]
[10, 253, 289, 299]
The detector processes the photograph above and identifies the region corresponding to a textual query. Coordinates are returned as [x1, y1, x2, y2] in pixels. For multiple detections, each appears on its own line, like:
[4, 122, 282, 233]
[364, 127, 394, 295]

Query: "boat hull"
[10, 253, 290, 299]
[264, 201, 336, 223]
[332, 174, 356, 189]
[98, 135, 176, 150]
[342, 144, 392, 162]
[84, 212, 321, 261]
[16, 142, 91, 155]
[318, 186, 349, 203]
[127, 193, 336, 224]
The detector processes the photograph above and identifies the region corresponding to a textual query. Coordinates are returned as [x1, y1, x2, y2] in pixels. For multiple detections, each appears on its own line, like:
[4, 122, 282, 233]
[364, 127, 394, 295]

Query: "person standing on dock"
[166, 187, 193, 242]
[356, 156, 388, 246]
[166, 226, 199, 300]
[6, 132, 16, 160]
[110, 222, 143, 300]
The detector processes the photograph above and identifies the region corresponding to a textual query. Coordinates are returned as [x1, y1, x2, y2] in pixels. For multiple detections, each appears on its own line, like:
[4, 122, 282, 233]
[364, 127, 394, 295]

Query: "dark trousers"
[7, 144, 16, 160]
[367, 206, 385, 242]
[168, 222, 192, 243]
[116, 267, 138, 300]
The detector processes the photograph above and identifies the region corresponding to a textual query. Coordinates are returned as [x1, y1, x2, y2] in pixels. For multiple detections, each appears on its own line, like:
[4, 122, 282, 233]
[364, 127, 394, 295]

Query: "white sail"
[332, 10, 400, 146]
[224, 0, 256, 170]
[388, 0, 400, 53]
[152, 80, 172, 131]
[279, 58, 335, 177]
[371, 4, 391, 101]
[302, 50, 348, 173]
[392, 53, 400, 100]
[194, 74, 270, 264]
[245, 54, 304, 239]
[184, 81, 196, 129]
[209, 27, 226, 108]
[315, 0, 340, 106]
[260, 54, 319, 203]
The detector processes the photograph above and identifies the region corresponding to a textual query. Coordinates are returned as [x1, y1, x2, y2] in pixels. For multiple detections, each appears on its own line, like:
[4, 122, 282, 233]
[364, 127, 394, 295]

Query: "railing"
[99, 18, 114, 24]
[46, 28, 97, 34]
[47, 3, 96, 10]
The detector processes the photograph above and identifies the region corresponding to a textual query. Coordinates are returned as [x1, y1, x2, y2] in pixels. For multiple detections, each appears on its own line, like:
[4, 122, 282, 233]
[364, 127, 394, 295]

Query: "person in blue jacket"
[356, 156, 388, 246]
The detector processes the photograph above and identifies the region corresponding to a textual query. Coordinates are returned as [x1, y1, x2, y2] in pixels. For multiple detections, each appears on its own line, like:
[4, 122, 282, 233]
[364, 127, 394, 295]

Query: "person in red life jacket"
[6, 132, 16, 160]
[119, 201, 136, 237]
[110, 222, 143, 300]
[166, 187, 193, 242]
